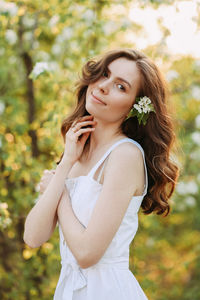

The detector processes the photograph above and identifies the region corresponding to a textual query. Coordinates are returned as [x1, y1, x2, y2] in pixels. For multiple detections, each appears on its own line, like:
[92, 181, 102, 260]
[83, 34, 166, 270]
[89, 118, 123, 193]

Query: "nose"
[97, 79, 109, 94]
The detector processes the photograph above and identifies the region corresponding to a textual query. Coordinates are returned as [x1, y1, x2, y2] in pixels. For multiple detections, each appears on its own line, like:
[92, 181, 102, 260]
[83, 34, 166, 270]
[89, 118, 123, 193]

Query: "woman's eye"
[101, 71, 125, 91]
[102, 70, 108, 77]
[117, 84, 125, 91]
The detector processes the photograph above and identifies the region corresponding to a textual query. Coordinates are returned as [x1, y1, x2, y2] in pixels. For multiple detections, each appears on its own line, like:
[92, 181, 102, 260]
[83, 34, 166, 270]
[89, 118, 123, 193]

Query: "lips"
[91, 91, 106, 105]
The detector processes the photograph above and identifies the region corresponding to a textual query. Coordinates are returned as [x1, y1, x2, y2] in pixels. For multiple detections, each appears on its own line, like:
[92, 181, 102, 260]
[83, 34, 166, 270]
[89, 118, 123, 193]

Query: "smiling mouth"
[91, 92, 106, 105]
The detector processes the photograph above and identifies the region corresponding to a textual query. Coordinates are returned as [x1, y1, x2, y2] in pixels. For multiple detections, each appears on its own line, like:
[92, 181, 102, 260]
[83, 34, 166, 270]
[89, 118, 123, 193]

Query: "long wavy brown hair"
[57, 48, 180, 216]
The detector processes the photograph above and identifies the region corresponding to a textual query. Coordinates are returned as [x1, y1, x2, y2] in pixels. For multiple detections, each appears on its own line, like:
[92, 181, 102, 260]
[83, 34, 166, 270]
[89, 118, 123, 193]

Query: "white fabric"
[54, 137, 149, 300]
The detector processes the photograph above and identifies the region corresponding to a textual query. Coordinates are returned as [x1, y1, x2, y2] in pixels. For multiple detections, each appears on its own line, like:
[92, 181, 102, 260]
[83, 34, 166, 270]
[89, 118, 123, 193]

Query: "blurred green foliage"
[0, 0, 200, 299]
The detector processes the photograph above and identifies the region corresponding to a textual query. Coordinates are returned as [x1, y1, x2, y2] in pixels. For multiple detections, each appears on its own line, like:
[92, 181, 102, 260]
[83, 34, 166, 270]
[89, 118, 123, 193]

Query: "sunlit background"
[0, 0, 200, 299]
[128, 0, 200, 57]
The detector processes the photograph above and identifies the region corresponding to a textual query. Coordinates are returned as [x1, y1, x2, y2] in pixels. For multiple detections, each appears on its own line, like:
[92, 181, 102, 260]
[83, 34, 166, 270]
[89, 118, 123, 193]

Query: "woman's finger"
[79, 130, 91, 145]
[72, 120, 97, 132]
[74, 127, 95, 136]
[63, 115, 95, 164]
[71, 115, 93, 128]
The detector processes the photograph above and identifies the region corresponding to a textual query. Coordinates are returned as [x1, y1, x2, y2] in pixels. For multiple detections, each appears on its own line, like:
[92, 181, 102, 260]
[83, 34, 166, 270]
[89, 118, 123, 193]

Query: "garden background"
[0, 0, 200, 299]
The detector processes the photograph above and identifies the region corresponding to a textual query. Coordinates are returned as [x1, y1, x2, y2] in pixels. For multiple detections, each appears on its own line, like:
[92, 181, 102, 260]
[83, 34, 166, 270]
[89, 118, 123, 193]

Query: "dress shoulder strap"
[88, 137, 148, 195]
[87, 138, 128, 178]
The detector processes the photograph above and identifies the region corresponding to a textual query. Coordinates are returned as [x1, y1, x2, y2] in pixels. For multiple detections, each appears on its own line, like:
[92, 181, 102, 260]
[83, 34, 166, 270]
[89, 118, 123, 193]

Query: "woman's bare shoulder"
[112, 141, 143, 159]
[104, 142, 144, 178]
[101, 142, 145, 195]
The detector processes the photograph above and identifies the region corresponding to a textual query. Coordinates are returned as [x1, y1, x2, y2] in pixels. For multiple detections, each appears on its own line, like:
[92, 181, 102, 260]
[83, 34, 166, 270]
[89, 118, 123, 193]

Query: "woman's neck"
[81, 131, 126, 163]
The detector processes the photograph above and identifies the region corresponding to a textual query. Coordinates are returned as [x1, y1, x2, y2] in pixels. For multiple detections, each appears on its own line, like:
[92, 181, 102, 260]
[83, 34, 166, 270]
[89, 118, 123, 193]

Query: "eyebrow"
[106, 66, 132, 88]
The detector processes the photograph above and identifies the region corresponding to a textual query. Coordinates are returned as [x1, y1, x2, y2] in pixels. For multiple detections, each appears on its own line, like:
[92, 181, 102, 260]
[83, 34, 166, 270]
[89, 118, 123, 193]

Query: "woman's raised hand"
[38, 169, 56, 194]
[61, 115, 97, 165]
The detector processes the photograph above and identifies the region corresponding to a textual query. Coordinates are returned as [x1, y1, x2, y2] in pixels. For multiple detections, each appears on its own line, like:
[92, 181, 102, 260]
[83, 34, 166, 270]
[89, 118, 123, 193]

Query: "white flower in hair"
[143, 106, 149, 113]
[133, 104, 142, 113]
[133, 96, 154, 113]
[143, 96, 151, 104]
[127, 96, 155, 126]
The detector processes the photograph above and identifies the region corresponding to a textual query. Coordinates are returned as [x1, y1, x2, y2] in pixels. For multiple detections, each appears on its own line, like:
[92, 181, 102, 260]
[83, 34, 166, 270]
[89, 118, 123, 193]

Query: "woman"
[24, 48, 180, 300]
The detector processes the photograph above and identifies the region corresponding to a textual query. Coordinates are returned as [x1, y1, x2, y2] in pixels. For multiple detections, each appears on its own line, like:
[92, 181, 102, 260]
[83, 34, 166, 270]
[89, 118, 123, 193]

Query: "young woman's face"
[85, 57, 141, 123]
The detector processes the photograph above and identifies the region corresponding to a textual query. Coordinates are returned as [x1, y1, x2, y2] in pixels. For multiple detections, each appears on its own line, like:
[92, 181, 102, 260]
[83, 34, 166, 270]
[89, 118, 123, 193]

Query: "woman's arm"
[23, 160, 73, 248]
[24, 115, 96, 248]
[57, 143, 144, 269]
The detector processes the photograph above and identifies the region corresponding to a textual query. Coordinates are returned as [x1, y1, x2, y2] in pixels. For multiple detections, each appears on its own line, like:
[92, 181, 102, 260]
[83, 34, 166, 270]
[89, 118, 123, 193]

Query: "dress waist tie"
[53, 256, 129, 300]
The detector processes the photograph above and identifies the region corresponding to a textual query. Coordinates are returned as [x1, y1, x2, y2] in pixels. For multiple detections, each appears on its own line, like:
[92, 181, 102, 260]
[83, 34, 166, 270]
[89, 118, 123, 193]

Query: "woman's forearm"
[23, 160, 73, 248]
[57, 187, 87, 265]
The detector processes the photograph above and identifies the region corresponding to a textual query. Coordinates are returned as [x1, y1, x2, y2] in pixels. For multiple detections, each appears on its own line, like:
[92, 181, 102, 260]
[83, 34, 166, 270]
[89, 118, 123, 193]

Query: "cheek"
[86, 83, 95, 95]
[112, 94, 132, 110]
[86, 85, 92, 99]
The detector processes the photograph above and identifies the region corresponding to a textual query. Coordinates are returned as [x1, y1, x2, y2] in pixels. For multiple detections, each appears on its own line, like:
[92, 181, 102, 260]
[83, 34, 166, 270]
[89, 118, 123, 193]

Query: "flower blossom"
[133, 96, 153, 114]
[29, 62, 52, 79]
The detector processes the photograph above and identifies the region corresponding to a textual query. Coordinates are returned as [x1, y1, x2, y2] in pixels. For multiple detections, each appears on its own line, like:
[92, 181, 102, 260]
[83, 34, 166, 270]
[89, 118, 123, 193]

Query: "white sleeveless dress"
[53, 137, 149, 300]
